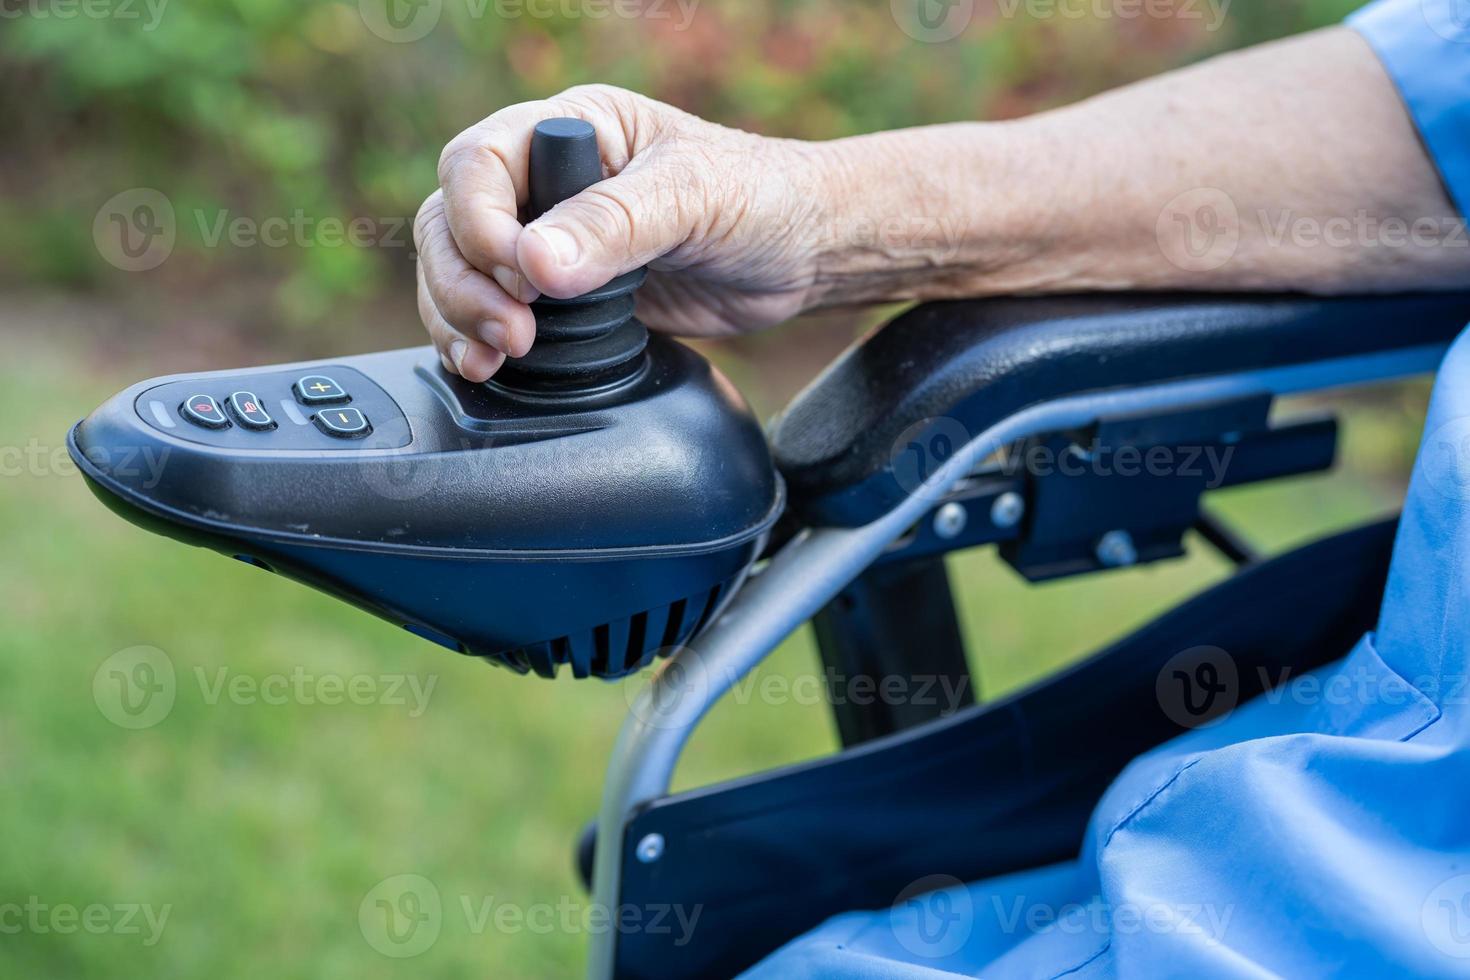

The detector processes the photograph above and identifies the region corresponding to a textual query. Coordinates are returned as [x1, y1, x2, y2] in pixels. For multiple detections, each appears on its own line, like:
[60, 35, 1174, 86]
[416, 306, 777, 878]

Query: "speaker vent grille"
[487, 578, 732, 679]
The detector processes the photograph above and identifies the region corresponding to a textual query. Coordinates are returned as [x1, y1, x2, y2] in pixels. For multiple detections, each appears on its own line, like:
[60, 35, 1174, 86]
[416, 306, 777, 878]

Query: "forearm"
[807, 27, 1470, 308]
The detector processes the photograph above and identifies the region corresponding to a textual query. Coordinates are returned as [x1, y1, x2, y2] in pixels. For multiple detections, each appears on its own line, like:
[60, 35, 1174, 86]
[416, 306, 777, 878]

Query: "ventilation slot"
[622, 610, 649, 674]
[690, 583, 725, 635]
[659, 598, 688, 650]
[590, 624, 611, 676]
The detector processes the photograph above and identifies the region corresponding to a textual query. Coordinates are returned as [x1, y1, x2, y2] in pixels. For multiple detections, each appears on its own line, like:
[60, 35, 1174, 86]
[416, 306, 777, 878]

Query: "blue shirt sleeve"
[1348, 0, 1470, 216]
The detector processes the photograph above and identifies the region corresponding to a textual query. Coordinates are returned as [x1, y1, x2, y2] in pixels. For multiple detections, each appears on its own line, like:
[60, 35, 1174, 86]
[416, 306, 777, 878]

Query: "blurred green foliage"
[1, 0, 1367, 333]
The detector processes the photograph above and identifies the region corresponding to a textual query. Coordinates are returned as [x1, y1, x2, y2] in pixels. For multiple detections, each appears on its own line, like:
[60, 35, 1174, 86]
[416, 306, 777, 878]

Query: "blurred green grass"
[0, 340, 1427, 978]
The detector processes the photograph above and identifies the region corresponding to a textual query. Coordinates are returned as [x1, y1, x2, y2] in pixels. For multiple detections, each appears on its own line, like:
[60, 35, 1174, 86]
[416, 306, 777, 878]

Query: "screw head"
[989, 492, 1025, 530]
[635, 833, 665, 864]
[932, 502, 968, 540]
[1096, 530, 1139, 568]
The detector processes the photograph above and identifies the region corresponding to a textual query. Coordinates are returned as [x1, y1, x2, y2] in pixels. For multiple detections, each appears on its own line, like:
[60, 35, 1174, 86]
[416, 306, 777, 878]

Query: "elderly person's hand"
[418, 29, 1469, 381]
[414, 85, 829, 381]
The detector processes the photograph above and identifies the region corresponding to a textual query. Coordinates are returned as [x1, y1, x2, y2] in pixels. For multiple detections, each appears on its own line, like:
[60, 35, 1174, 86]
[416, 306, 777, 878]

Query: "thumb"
[516, 155, 697, 299]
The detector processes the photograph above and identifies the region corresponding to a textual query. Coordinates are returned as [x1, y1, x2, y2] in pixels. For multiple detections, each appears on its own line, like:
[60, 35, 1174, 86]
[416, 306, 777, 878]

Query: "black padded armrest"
[771, 292, 1470, 527]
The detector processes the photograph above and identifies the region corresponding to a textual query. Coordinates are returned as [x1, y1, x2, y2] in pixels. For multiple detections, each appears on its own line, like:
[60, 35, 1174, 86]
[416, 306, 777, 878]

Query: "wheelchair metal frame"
[586, 341, 1447, 979]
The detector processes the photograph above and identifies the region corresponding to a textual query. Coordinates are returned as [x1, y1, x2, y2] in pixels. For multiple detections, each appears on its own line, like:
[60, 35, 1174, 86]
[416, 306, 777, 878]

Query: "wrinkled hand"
[414, 84, 828, 381]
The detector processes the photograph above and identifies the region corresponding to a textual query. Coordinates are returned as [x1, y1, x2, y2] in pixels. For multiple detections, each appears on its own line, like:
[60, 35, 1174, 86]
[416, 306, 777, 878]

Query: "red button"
[180, 394, 229, 429]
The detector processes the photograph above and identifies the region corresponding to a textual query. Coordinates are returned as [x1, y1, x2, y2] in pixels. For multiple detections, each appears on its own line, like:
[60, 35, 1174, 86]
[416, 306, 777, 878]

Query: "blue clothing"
[748, 6, 1470, 975]
[1351, 0, 1470, 217]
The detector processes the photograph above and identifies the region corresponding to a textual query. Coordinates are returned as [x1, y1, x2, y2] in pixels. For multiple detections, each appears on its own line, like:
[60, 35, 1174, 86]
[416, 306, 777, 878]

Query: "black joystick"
[492, 118, 649, 394]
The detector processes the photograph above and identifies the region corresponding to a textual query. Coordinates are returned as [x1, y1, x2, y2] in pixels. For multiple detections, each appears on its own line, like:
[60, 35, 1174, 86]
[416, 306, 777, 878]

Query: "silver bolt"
[932, 502, 968, 540]
[989, 492, 1025, 530]
[635, 833, 665, 864]
[1096, 530, 1138, 568]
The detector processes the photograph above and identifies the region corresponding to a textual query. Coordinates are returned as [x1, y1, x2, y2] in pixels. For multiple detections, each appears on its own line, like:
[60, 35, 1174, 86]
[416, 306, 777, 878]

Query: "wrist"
[798, 120, 1091, 310]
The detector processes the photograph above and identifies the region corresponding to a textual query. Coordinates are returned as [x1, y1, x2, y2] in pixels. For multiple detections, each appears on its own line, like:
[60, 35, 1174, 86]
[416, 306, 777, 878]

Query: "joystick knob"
[492, 118, 649, 394]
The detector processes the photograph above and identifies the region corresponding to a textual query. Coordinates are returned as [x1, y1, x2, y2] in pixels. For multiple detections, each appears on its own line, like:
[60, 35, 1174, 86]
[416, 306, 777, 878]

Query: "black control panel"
[133, 365, 411, 450]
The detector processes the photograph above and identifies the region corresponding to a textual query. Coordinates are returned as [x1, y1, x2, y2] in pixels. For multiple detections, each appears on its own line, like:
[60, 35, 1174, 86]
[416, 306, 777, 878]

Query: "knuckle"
[575, 187, 642, 252]
[436, 135, 473, 187]
[437, 138, 491, 190]
[412, 192, 445, 249]
[436, 267, 483, 324]
[557, 83, 634, 109]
